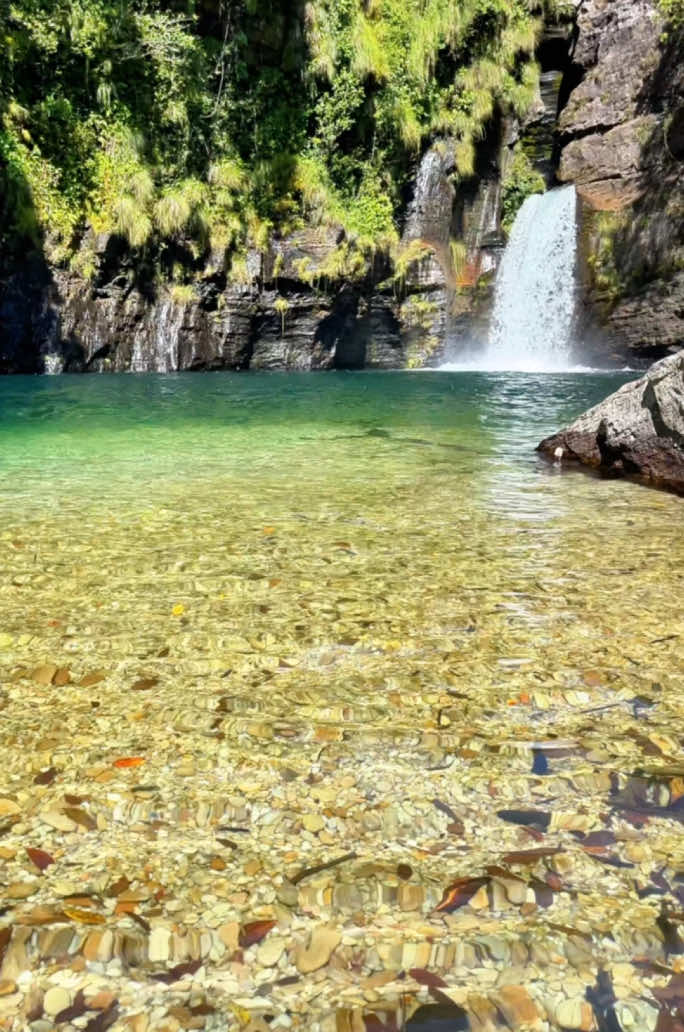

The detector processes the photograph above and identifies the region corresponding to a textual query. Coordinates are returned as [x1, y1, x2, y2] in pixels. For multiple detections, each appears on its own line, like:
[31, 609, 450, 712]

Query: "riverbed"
[0, 371, 682, 1031]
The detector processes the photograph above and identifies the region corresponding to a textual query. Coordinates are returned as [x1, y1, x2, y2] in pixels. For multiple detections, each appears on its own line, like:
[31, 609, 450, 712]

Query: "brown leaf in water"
[0, 927, 11, 967]
[53, 667, 71, 686]
[64, 807, 97, 831]
[497, 809, 550, 832]
[502, 848, 561, 865]
[33, 767, 59, 786]
[26, 847, 55, 872]
[410, 968, 448, 988]
[447, 820, 465, 835]
[80, 670, 107, 687]
[397, 863, 413, 881]
[131, 677, 159, 692]
[653, 972, 684, 1008]
[151, 960, 201, 984]
[530, 878, 555, 909]
[435, 876, 489, 913]
[106, 875, 131, 898]
[364, 1014, 398, 1032]
[239, 920, 276, 947]
[54, 990, 88, 1023]
[84, 1003, 120, 1032]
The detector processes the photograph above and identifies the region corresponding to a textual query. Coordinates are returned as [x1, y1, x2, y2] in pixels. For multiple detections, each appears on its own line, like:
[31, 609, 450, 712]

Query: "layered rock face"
[1, 0, 682, 373]
[557, 0, 684, 361]
[538, 353, 684, 494]
[0, 231, 406, 374]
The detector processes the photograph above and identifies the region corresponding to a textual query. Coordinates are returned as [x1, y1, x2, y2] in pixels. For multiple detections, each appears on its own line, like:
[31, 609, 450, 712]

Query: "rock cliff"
[538, 352, 684, 494]
[558, 0, 684, 362]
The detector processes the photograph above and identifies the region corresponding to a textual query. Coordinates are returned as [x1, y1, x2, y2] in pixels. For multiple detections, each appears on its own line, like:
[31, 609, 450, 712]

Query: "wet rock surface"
[558, 0, 684, 361]
[538, 353, 684, 493]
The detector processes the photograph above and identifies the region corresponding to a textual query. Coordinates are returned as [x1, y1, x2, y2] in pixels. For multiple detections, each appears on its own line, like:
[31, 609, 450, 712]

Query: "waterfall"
[443, 185, 579, 371]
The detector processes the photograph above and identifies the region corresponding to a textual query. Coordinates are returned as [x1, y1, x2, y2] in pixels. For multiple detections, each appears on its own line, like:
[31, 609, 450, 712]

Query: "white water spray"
[443, 185, 579, 372]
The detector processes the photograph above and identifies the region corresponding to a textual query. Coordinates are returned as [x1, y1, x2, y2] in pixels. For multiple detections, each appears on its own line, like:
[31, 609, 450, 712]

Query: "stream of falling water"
[444, 186, 580, 372]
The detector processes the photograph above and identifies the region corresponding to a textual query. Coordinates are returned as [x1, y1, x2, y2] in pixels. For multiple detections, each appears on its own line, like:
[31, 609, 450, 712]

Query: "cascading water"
[443, 185, 579, 371]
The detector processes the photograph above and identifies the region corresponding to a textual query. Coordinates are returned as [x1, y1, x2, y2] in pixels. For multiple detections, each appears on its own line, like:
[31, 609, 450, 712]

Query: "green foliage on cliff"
[501, 146, 546, 233]
[1, 0, 546, 277]
[659, 0, 684, 29]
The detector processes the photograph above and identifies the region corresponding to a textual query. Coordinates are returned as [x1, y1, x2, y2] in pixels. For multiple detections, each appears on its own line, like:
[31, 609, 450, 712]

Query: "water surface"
[1, 371, 682, 1030]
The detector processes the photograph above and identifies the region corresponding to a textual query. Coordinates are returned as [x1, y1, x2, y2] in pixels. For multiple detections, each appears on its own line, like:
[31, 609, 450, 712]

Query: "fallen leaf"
[410, 968, 447, 988]
[497, 809, 550, 832]
[131, 677, 159, 691]
[33, 767, 59, 786]
[239, 920, 276, 948]
[26, 847, 55, 872]
[64, 807, 97, 831]
[62, 907, 106, 925]
[113, 757, 145, 769]
[84, 1003, 120, 1032]
[106, 875, 131, 898]
[54, 990, 88, 1023]
[171, 604, 185, 617]
[435, 876, 489, 913]
[501, 848, 561, 865]
[80, 671, 107, 688]
[151, 960, 201, 984]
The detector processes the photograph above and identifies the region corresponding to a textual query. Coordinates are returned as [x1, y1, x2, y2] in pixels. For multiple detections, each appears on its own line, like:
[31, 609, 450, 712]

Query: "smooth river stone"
[296, 926, 342, 973]
[43, 986, 72, 1016]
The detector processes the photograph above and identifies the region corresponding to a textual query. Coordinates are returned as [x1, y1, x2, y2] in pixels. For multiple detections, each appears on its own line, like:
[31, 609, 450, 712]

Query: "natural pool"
[0, 371, 682, 1032]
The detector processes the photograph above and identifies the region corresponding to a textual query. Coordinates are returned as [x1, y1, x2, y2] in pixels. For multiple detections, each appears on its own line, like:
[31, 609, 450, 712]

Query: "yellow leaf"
[172, 604, 185, 617]
[62, 907, 106, 925]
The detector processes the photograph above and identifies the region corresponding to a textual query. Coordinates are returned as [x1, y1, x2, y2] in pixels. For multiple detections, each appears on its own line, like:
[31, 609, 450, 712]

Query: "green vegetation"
[1, 0, 548, 280]
[501, 146, 546, 233]
[659, 0, 684, 29]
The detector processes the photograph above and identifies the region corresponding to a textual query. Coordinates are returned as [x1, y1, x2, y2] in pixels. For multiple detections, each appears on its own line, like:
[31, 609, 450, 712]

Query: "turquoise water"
[1, 371, 683, 1030]
[0, 370, 634, 496]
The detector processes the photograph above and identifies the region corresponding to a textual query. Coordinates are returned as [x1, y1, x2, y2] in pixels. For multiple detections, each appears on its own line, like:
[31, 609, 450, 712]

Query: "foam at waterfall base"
[436, 359, 631, 374]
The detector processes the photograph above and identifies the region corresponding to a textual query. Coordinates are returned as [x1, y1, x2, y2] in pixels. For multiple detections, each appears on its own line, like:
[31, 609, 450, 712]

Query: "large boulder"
[537, 353, 684, 494]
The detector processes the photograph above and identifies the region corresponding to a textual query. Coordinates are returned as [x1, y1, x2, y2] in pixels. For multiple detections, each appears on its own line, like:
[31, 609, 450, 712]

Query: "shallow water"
[0, 371, 683, 1031]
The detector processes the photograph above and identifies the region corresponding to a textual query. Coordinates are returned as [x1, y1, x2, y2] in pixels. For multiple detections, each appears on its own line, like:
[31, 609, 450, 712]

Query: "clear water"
[1, 371, 683, 1029]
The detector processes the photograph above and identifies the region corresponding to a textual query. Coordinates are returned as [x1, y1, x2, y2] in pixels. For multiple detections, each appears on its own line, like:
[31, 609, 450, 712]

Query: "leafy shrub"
[501, 147, 546, 234]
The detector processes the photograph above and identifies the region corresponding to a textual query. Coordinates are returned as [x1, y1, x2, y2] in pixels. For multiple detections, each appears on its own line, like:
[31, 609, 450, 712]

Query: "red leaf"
[410, 968, 447, 988]
[151, 960, 201, 984]
[26, 847, 55, 872]
[435, 876, 489, 913]
[113, 757, 145, 768]
[239, 920, 276, 948]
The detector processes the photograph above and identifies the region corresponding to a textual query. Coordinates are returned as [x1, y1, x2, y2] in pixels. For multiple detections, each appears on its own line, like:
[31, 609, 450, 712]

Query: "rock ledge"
[538, 354, 684, 494]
